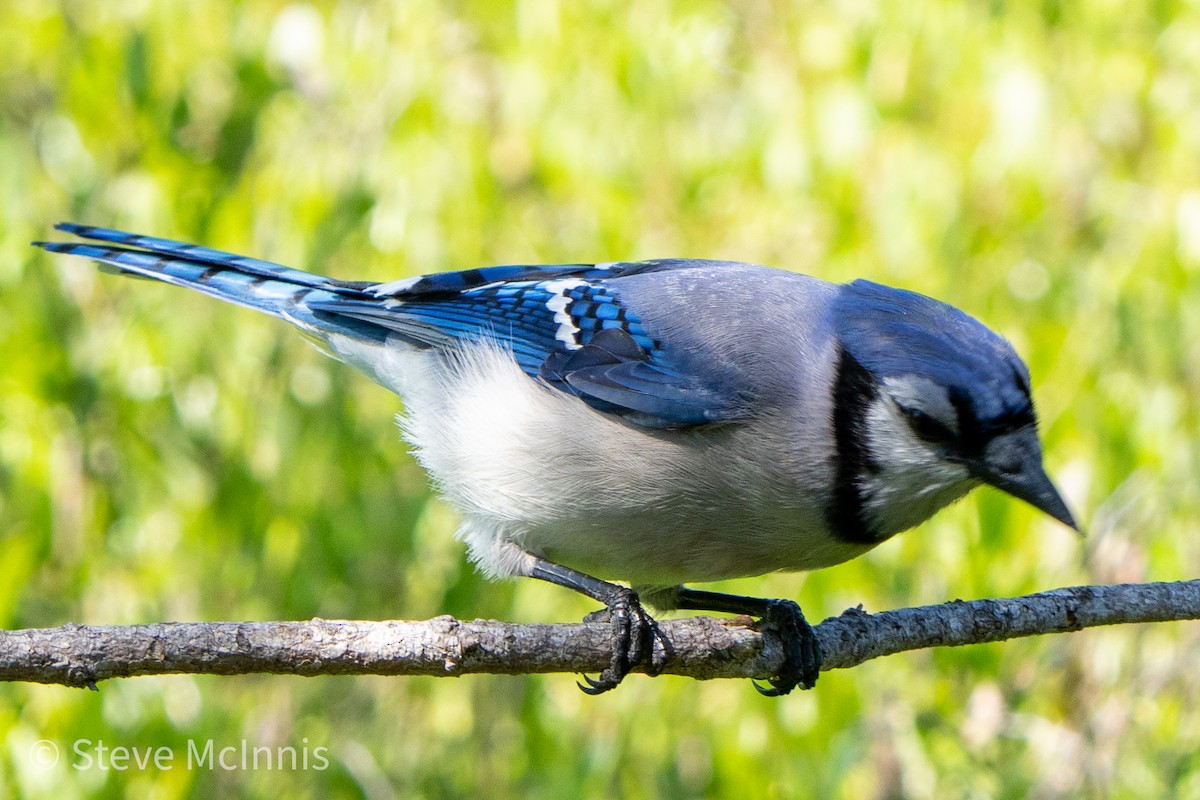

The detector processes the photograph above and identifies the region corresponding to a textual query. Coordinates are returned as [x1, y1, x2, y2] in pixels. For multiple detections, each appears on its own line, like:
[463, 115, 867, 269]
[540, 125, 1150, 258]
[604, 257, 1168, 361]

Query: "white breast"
[326, 335, 870, 587]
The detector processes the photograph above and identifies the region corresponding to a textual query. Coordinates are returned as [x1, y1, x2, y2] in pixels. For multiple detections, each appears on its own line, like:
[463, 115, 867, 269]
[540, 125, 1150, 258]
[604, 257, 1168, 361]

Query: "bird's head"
[831, 279, 1078, 541]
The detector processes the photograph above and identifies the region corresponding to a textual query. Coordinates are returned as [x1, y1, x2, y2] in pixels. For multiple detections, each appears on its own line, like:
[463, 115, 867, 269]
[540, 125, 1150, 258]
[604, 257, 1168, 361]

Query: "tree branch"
[3, 580, 1198, 689]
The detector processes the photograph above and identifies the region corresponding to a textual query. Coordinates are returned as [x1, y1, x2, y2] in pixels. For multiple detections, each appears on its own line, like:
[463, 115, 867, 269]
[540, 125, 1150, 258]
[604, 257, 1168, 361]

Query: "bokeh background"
[2, 1, 1199, 797]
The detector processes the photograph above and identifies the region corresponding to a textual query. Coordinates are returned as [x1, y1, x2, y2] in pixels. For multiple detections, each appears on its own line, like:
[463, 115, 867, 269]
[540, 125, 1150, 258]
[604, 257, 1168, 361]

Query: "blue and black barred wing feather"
[323, 265, 752, 428]
[34, 225, 749, 429]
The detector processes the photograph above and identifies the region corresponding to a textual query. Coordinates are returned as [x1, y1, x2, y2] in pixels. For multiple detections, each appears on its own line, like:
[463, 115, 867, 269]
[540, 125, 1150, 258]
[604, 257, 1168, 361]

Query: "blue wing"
[34, 224, 750, 428]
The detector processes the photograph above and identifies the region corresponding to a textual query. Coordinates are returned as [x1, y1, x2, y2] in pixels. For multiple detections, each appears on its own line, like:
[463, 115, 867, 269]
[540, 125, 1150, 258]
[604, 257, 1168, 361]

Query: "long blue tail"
[33, 223, 390, 343]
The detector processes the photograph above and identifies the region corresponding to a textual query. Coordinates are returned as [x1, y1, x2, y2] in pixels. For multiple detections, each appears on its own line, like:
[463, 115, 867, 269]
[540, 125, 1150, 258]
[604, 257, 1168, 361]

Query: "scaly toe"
[576, 586, 663, 694]
[756, 599, 822, 695]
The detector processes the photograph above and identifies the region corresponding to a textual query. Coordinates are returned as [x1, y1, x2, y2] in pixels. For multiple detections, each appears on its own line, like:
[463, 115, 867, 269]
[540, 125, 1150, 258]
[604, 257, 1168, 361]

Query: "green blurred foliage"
[2, 0, 1199, 797]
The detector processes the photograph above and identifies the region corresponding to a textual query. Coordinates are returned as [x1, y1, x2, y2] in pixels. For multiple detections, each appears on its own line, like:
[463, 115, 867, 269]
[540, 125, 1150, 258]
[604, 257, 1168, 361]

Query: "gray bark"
[2, 580, 1197, 689]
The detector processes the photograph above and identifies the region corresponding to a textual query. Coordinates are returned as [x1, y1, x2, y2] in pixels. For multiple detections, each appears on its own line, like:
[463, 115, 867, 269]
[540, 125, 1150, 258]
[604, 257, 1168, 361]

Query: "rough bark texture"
[2, 580, 1197, 689]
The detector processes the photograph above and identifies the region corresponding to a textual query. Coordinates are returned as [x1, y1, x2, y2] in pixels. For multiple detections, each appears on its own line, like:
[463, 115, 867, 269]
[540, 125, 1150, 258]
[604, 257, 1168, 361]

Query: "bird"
[34, 223, 1079, 695]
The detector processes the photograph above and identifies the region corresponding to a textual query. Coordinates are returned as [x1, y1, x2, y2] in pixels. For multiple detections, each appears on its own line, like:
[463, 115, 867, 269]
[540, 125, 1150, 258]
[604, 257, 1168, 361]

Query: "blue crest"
[832, 279, 1033, 430]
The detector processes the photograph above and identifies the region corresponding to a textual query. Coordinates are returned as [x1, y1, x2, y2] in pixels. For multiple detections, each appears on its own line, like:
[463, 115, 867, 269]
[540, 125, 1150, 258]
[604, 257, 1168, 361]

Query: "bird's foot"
[751, 599, 822, 696]
[527, 556, 671, 693]
[579, 586, 669, 694]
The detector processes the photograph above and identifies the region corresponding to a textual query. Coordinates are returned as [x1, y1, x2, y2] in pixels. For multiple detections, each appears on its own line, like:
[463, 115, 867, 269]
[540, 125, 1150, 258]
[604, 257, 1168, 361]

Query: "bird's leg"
[673, 588, 822, 695]
[529, 558, 669, 694]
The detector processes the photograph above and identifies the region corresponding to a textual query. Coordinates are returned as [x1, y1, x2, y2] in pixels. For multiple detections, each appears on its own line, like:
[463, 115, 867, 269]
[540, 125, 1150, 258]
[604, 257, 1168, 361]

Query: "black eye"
[900, 405, 954, 443]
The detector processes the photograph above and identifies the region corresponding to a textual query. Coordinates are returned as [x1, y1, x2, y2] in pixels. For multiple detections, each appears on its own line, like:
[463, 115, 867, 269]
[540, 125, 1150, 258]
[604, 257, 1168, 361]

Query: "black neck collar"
[828, 346, 882, 545]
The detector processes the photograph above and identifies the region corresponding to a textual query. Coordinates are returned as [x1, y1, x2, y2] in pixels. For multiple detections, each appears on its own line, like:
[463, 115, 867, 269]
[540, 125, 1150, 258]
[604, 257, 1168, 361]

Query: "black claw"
[578, 586, 669, 694]
[754, 599, 822, 695]
[577, 674, 608, 695]
[528, 557, 671, 693]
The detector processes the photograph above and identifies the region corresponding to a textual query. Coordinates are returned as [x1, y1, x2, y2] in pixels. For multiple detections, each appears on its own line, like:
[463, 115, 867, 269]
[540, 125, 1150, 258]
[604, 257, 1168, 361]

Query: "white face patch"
[541, 278, 588, 350]
[859, 395, 976, 537]
[882, 374, 960, 435]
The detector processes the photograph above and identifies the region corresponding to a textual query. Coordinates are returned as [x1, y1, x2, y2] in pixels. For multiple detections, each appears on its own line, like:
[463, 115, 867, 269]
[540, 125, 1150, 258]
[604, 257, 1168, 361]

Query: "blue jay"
[35, 223, 1078, 695]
